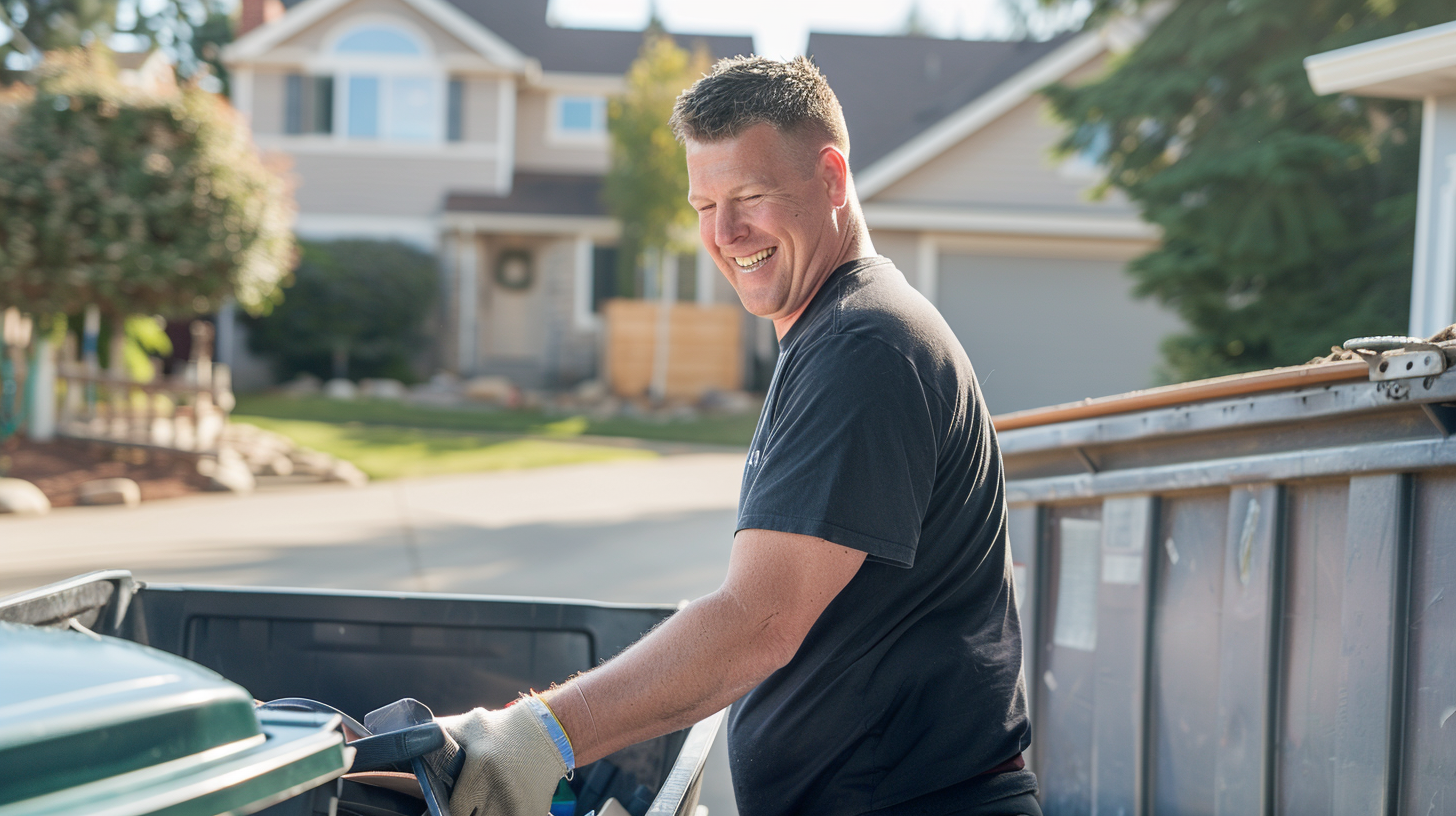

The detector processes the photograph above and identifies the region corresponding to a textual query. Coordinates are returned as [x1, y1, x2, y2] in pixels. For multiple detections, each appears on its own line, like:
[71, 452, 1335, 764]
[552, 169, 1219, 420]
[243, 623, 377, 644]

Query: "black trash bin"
[0, 570, 722, 816]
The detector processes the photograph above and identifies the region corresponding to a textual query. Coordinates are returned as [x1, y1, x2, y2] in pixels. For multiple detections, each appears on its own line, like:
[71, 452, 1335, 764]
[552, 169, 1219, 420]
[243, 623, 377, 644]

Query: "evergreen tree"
[1044, 0, 1454, 381]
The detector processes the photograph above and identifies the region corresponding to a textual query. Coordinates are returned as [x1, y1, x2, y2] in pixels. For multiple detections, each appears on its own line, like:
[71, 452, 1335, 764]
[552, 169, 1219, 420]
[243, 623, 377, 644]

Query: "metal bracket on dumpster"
[1342, 336, 1454, 382]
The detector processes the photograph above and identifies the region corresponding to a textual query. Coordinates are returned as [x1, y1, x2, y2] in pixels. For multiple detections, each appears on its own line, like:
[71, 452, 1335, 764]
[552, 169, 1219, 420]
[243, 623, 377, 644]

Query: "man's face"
[687, 123, 845, 324]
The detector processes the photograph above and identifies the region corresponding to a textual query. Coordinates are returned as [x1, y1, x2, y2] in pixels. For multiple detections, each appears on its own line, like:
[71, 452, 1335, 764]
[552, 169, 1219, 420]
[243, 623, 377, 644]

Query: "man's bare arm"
[541, 528, 866, 766]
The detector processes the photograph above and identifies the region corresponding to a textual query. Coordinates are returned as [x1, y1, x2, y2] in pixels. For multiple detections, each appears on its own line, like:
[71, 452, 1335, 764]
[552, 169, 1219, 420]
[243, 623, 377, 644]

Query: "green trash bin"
[0, 621, 352, 816]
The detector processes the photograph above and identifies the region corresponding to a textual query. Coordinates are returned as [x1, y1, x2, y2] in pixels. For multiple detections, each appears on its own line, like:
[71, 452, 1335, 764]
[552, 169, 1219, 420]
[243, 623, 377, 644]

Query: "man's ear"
[817, 145, 850, 209]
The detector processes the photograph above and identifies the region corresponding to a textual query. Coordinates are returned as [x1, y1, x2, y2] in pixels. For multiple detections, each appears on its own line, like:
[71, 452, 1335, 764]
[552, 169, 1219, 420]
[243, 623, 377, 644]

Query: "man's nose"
[715, 205, 748, 249]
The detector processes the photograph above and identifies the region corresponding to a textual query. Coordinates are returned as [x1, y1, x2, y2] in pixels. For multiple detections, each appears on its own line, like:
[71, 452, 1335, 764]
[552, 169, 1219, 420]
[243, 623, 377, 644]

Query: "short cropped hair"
[669, 56, 849, 155]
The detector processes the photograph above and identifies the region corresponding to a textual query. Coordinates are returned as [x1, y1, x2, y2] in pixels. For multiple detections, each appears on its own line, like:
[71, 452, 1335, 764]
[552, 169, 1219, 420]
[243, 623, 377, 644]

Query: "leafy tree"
[246, 239, 438, 382]
[1, 0, 230, 85]
[603, 30, 710, 298]
[1044, 0, 1454, 381]
[0, 47, 294, 324]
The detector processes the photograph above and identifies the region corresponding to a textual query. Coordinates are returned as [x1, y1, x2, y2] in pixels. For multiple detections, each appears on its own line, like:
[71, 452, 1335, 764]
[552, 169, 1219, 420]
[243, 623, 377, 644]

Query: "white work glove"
[437, 703, 569, 816]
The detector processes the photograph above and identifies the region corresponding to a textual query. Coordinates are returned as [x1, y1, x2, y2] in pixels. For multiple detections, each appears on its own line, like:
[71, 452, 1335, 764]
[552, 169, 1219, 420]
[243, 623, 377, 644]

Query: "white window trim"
[573, 235, 600, 331]
[304, 14, 447, 145]
[547, 93, 608, 146]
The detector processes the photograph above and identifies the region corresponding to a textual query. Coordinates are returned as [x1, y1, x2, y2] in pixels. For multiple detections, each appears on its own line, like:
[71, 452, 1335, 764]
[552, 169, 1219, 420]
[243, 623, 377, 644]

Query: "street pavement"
[0, 452, 747, 816]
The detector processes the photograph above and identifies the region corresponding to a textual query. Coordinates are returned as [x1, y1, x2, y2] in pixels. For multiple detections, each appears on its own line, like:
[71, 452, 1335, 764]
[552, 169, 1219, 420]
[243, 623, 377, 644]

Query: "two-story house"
[222, 0, 751, 388]
[225, 1, 1183, 412]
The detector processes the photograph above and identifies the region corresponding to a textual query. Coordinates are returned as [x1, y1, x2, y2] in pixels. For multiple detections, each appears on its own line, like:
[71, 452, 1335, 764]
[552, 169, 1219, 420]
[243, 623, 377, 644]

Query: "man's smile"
[733, 246, 777, 271]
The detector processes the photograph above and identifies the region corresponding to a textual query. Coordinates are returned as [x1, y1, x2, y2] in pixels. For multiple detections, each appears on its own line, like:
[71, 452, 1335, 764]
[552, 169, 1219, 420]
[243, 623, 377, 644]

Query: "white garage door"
[936, 253, 1185, 414]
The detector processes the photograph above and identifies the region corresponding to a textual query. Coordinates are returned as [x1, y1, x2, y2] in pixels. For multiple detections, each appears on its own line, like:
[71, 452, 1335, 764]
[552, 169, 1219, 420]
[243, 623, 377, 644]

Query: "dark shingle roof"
[806, 32, 1075, 171]
[281, 0, 754, 74]
[445, 172, 605, 216]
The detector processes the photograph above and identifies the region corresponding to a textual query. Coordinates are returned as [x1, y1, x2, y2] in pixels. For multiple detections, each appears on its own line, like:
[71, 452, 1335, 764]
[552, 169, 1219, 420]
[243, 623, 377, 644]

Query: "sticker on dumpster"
[1053, 517, 1100, 652]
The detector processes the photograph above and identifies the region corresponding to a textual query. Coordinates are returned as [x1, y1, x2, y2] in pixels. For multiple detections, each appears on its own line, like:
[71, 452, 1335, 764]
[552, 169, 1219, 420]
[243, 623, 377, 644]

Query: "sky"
[546, 0, 1090, 59]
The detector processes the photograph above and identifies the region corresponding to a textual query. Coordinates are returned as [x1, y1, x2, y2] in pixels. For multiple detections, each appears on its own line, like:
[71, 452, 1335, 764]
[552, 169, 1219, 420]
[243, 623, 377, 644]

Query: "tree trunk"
[332, 342, 349, 380]
[27, 336, 56, 442]
[650, 249, 675, 403]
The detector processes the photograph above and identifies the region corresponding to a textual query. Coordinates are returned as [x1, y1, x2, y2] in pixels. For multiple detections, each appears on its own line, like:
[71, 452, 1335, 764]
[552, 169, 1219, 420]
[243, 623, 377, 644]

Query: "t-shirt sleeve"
[737, 334, 939, 567]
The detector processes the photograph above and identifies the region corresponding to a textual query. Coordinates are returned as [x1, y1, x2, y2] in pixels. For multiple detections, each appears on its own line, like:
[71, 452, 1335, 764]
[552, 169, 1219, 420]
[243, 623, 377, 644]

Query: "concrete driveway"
[0, 452, 747, 816]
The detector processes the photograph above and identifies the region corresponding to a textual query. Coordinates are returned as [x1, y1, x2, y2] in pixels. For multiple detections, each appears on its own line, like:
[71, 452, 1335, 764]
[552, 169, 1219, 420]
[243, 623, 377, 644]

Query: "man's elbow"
[746, 610, 808, 678]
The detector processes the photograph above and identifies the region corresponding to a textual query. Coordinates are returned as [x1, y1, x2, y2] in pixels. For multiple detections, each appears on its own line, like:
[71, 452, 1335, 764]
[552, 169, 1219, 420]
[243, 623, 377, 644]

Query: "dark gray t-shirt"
[728, 256, 1033, 816]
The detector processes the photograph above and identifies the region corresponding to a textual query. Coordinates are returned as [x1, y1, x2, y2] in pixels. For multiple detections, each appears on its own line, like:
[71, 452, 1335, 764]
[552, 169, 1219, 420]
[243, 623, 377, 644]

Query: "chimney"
[238, 0, 286, 37]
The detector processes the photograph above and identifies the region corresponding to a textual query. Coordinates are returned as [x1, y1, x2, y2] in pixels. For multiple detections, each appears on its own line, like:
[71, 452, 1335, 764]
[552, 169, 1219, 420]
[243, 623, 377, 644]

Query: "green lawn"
[233, 395, 760, 447]
[233, 416, 658, 480]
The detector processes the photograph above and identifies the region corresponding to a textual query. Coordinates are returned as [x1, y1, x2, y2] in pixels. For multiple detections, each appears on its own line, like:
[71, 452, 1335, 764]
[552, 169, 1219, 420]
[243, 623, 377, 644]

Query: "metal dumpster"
[997, 354, 1456, 816]
[0, 570, 721, 816]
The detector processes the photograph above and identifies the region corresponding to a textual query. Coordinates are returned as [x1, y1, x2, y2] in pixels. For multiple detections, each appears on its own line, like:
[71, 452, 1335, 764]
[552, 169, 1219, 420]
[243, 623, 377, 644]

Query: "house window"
[553, 95, 607, 141]
[335, 26, 423, 55]
[346, 75, 379, 138]
[284, 74, 333, 134]
[316, 21, 443, 144]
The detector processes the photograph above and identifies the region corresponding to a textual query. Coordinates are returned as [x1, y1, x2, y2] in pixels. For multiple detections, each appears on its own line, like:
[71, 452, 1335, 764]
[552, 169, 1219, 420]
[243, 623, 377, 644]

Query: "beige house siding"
[868, 230, 925, 291]
[291, 152, 501, 215]
[275, 0, 478, 58]
[514, 89, 610, 174]
[460, 78, 500, 142]
[251, 69, 288, 135]
[936, 251, 1181, 413]
[871, 95, 1136, 215]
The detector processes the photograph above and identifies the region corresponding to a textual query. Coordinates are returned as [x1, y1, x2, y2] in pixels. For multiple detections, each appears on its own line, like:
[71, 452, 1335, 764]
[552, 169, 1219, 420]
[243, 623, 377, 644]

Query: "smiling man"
[433, 57, 1038, 816]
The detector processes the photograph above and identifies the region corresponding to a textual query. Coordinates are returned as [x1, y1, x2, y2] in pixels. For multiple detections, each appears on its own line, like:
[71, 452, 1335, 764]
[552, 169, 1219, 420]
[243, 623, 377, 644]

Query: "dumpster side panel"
[1091, 495, 1154, 816]
[1401, 473, 1456, 816]
[1148, 491, 1227, 816]
[1333, 474, 1410, 816]
[1213, 484, 1281, 816]
[1276, 480, 1349, 816]
[1035, 503, 1101, 815]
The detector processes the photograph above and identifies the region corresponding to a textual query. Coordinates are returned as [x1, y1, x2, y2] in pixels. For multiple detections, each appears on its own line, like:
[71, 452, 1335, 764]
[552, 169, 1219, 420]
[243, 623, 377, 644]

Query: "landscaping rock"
[324, 378, 358, 400]
[360, 378, 408, 400]
[325, 459, 369, 487]
[198, 449, 256, 494]
[699, 389, 757, 415]
[261, 454, 295, 477]
[281, 373, 322, 395]
[0, 478, 50, 515]
[288, 447, 337, 477]
[575, 379, 609, 403]
[463, 375, 518, 406]
[77, 477, 141, 507]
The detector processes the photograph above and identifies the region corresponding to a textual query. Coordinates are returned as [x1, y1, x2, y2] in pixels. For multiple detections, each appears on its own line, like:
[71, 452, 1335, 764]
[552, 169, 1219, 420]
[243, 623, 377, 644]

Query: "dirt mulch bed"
[0, 437, 211, 508]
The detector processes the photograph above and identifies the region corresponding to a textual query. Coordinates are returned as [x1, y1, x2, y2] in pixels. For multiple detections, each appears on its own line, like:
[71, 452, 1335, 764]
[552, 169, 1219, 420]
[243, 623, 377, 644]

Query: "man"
[435, 56, 1037, 816]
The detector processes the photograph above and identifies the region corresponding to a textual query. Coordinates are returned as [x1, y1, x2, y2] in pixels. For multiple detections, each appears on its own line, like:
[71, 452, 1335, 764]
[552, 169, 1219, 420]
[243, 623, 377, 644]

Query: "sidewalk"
[1, 452, 744, 599]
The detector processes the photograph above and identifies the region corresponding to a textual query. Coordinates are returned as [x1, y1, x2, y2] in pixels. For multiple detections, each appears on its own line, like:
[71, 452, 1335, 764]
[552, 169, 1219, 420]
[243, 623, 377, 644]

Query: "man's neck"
[772, 223, 876, 340]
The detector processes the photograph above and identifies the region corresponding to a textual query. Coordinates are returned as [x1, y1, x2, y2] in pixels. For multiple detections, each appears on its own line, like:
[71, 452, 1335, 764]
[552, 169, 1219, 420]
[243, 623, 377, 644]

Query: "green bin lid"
[0, 622, 350, 816]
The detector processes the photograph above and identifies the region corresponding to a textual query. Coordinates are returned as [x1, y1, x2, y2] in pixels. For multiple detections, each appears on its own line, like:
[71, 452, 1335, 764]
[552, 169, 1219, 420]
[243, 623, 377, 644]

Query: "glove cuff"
[518, 695, 575, 771]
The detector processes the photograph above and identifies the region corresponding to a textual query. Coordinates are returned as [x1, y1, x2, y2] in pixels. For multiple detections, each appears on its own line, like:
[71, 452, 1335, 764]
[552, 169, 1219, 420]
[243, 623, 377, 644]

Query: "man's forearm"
[541, 587, 792, 767]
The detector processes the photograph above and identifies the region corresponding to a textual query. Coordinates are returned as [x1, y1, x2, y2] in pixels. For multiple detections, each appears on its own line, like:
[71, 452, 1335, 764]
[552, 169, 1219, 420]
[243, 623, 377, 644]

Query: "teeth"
[734, 247, 776, 268]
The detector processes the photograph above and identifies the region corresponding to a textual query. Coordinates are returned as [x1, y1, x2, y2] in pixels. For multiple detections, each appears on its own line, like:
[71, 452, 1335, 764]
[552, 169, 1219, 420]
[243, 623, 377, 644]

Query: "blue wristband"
[521, 695, 575, 770]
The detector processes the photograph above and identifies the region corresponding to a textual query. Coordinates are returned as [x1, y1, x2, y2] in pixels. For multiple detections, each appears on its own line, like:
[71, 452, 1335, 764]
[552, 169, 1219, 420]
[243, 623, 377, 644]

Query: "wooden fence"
[56, 360, 234, 454]
[603, 300, 743, 399]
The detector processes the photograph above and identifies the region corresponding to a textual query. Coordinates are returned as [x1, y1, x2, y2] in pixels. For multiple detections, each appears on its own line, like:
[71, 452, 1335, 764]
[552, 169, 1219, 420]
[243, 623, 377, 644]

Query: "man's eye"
[696, 204, 715, 212]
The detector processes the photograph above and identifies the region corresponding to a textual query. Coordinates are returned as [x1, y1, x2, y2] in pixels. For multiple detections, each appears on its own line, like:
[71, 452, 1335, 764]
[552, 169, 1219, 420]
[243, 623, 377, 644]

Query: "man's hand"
[436, 703, 568, 816]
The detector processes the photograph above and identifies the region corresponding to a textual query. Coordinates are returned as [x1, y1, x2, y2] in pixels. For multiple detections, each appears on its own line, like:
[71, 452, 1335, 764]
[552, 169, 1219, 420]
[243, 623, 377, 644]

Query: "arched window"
[334, 26, 424, 56]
